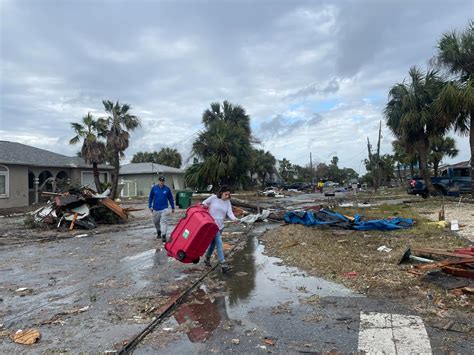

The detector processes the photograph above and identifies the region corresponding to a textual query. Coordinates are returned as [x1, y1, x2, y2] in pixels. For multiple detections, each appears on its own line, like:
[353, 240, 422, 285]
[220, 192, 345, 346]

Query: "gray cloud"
[287, 78, 340, 100]
[1, 0, 472, 172]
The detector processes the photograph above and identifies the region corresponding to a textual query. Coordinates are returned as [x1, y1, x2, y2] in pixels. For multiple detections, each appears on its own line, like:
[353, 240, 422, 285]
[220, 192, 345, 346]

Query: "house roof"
[439, 160, 471, 170]
[0, 140, 112, 169]
[120, 162, 184, 175]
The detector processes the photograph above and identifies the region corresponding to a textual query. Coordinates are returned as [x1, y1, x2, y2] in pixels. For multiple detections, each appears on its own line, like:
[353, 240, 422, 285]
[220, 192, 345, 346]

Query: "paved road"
[0, 215, 471, 353]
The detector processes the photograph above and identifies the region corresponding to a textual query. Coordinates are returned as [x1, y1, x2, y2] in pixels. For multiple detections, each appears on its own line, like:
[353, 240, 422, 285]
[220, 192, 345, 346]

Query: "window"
[459, 168, 470, 177]
[0, 165, 9, 198]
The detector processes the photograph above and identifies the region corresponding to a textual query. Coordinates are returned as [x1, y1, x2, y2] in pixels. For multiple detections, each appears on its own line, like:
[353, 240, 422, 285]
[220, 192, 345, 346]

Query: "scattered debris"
[9, 329, 41, 345]
[450, 220, 459, 231]
[14, 287, 33, 296]
[29, 187, 135, 231]
[343, 271, 358, 278]
[284, 209, 414, 231]
[240, 210, 271, 224]
[398, 248, 434, 265]
[377, 245, 392, 253]
[264, 336, 276, 346]
[231, 338, 240, 345]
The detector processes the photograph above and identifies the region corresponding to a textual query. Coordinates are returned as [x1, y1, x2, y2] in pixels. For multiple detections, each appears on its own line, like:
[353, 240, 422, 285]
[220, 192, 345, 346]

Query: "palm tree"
[385, 66, 448, 195]
[191, 101, 253, 189]
[429, 136, 459, 176]
[436, 22, 474, 195]
[392, 139, 418, 180]
[156, 148, 182, 168]
[252, 149, 276, 190]
[131, 151, 154, 163]
[102, 100, 141, 199]
[69, 112, 107, 193]
[279, 158, 292, 181]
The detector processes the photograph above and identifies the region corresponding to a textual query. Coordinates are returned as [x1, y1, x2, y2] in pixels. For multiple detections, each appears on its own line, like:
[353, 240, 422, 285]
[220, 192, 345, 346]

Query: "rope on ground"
[117, 231, 251, 354]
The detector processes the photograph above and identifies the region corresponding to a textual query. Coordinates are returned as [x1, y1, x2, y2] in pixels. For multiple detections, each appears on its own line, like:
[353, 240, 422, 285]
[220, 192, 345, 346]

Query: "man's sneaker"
[161, 234, 167, 243]
[156, 231, 161, 239]
[204, 256, 211, 267]
[220, 263, 231, 273]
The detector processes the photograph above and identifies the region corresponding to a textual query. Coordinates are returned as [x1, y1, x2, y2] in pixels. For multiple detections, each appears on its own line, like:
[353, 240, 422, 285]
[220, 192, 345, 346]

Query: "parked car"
[324, 181, 339, 188]
[285, 182, 311, 191]
[407, 166, 471, 197]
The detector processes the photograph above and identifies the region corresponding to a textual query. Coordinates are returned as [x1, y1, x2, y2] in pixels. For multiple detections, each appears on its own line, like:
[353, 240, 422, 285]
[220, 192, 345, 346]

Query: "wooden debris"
[99, 198, 128, 220]
[69, 212, 78, 230]
[9, 329, 40, 345]
[415, 257, 474, 271]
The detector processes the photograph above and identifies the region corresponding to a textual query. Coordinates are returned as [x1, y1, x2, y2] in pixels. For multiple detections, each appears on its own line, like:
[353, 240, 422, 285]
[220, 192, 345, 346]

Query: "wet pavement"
[1, 198, 472, 353]
[0, 212, 212, 352]
[135, 225, 472, 354]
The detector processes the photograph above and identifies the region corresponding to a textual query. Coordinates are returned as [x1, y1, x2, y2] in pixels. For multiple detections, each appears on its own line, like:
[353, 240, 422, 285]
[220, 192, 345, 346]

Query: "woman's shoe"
[204, 256, 211, 267]
[220, 262, 231, 273]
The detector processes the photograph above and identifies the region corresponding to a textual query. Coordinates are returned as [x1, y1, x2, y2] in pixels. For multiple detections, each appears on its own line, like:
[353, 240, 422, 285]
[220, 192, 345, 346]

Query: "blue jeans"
[205, 230, 225, 263]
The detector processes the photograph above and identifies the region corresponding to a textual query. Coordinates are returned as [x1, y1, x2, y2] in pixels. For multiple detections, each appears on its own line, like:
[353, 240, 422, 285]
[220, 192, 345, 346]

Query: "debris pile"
[404, 247, 474, 280]
[30, 187, 139, 230]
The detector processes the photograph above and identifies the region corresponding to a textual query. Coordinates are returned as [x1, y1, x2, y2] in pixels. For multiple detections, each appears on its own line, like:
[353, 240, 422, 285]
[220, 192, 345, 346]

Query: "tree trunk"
[470, 114, 474, 198]
[397, 163, 402, 182]
[433, 159, 439, 177]
[92, 162, 103, 193]
[110, 152, 120, 200]
[410, 163, 414, 177]
[417, 139, 435, 195]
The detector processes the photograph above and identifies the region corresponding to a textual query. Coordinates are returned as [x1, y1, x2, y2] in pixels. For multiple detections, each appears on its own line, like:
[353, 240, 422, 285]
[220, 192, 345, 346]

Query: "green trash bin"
[176, 190, 193, 209]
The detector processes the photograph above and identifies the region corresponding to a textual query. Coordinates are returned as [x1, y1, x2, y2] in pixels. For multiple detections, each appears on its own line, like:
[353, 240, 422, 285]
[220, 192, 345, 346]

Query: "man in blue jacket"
[149, 176, 175, 242]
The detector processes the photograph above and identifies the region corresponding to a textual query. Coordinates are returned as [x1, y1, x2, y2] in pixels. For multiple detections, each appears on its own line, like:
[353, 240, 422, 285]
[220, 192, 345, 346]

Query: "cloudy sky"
[0, 0, 472, 174]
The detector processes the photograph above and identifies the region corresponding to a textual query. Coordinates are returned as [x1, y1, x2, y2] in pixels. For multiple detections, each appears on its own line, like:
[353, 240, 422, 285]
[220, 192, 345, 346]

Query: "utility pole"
[376, 120, 382, 190]
[310, 152, 313, 185]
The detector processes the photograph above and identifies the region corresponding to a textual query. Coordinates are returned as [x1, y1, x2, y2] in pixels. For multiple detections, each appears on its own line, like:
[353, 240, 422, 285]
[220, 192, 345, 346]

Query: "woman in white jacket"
[201, 185, 237, 273]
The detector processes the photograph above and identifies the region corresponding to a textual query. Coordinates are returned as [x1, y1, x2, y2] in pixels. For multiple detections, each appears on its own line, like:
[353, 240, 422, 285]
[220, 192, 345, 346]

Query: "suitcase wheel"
[177, 250, 186, 261]
[192, 258, 199, 264]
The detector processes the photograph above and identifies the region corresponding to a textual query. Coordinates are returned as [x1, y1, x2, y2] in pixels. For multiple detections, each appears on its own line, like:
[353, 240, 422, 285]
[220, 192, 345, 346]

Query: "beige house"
[0, 140, 113, 209]
[119, 162, 185, 198]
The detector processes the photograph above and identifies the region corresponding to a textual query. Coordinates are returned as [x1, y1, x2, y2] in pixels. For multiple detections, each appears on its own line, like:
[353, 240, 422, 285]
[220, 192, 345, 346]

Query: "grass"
[261, 202, 472, 324]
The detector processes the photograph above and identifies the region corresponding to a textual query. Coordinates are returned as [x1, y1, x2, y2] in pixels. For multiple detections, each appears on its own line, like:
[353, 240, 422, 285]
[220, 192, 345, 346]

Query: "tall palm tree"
[69, 113, 107, 192]
[102, 100, 141, 199]
[385, 67, 448, 195]
[279, 158, 292, 181]
[191, 101, 253, 189]
[252, 149, 276, 190]
[436, 22, 474, 195]
[192, 119, 251, 188]
[392, 139, 418, 180]
[429, 136, 459, 176]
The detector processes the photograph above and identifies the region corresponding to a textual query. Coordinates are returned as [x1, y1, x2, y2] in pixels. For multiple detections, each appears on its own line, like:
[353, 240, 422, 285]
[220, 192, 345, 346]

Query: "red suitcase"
[165, 205, 219, 264]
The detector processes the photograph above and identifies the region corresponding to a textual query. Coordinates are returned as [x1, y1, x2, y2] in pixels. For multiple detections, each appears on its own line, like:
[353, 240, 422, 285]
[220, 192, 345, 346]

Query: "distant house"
[0, 140, 113, 208]
[119, 162, 185, 197]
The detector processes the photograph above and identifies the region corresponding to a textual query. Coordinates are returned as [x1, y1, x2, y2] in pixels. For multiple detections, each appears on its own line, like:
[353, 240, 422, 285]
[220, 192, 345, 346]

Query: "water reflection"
[226, 235, 257, 305]
[174, 288, 228, 342]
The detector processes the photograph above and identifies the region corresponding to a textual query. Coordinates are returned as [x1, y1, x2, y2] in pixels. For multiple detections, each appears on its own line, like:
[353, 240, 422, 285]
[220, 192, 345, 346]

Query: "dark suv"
[286, 182, 311, 191]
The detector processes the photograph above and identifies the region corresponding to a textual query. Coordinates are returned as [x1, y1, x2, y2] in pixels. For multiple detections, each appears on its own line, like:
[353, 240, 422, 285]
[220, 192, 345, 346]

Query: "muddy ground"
[0, 190, 473, 352]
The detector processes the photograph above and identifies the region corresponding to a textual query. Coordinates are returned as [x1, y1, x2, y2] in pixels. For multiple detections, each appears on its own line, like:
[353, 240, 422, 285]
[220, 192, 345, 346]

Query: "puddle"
[223, 226, 360, 321]
[163, 223, 360, 348]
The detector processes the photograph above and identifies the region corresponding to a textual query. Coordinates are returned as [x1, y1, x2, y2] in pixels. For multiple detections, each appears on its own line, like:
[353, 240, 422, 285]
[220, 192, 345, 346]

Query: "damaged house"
[119, 162, 185, 197]
[0, 140, 113, 209]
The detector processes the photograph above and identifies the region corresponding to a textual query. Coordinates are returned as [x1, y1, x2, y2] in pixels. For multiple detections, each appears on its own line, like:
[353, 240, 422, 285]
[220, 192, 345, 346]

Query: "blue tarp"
[284, 209, 413, 231]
